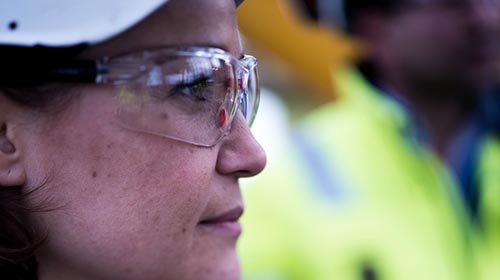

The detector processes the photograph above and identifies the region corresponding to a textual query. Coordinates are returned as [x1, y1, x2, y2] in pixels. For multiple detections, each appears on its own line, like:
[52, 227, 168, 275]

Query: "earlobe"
[0, 123, 26, 187]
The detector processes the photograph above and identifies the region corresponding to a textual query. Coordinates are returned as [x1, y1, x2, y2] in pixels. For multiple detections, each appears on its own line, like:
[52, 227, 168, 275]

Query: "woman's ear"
[0, 109, 27, 187]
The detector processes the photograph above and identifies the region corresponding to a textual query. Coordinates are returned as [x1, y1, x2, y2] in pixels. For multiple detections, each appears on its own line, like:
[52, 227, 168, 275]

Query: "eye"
[170, 76, 214, 101]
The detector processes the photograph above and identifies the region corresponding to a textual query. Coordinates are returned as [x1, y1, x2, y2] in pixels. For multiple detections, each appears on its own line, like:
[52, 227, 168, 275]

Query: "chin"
[188, 227, 242, 279]
[221, 254, 241, 280]
[195, 249, 241, 280]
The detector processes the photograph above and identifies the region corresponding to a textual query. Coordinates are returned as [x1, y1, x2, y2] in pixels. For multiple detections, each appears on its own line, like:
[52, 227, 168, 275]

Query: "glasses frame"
[95, 46, 260, 147]
[0, 46, 260, 147]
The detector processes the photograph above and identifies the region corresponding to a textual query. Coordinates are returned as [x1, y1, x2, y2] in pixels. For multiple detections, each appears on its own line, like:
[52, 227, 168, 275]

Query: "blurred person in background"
[239, 0, 500, 279]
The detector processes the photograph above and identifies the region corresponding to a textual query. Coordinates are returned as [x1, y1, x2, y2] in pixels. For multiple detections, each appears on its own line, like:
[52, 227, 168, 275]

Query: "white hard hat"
[0, 0, 245, 47]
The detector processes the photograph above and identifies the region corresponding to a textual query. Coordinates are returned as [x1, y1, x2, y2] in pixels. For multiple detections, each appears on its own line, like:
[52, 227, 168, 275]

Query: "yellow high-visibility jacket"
[239, 67, 500, 280]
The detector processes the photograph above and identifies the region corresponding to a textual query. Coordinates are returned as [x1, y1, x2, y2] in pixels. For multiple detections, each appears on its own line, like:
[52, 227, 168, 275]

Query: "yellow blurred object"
[237, 0, 361, 99]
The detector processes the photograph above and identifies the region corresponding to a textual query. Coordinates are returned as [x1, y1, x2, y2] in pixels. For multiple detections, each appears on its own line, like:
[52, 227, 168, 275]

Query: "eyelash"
[170, 76, 214, 101]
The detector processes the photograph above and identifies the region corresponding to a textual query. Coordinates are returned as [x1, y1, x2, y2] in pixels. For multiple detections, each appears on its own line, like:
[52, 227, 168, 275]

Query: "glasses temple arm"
[0, 59, 106, 85]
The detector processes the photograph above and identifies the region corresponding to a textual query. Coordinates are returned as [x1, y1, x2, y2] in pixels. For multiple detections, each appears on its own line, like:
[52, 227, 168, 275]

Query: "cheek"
[32, 139, 215, 278]
[23, 98, 218, 278]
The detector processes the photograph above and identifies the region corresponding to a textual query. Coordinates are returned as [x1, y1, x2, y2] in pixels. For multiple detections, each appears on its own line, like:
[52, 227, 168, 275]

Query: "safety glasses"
[1, 46, 260, 147]
[95, 47, 259, 147]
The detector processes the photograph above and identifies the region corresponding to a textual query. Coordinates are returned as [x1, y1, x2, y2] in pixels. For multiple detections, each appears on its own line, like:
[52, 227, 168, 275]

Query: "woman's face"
[12, 0, 266, 279]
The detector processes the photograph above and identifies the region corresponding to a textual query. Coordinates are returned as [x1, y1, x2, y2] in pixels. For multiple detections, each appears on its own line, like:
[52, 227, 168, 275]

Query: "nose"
[216, 112, 267, 177]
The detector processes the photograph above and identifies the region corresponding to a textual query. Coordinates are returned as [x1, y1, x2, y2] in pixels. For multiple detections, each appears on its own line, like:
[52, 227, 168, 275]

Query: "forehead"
[81, 0, 241, 59]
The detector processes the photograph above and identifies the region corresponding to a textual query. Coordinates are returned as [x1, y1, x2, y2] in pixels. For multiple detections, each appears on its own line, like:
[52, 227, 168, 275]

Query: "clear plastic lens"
[103, 47, 258, 147]
[241, 55, 260, 127]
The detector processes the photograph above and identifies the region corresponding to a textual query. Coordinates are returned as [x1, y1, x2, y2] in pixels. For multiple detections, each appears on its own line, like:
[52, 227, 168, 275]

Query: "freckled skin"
[9, 0, 267, 279]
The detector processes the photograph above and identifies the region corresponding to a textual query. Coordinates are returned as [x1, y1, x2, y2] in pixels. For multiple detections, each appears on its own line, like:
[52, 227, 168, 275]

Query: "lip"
[198, 207, 243, 238]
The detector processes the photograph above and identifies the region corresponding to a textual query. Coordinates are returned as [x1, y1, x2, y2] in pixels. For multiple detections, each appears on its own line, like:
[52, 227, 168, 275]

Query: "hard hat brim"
[0, 0, 245, 47]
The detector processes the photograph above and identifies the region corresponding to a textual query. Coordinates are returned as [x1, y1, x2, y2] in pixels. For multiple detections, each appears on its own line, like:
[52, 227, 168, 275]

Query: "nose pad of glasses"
[239, 91, 248, 119]
[217, 107, 229, 128]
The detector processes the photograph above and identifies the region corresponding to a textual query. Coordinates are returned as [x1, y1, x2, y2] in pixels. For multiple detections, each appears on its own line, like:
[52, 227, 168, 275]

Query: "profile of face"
[0, 0, 266, 279]
[369, 0, 500, 93]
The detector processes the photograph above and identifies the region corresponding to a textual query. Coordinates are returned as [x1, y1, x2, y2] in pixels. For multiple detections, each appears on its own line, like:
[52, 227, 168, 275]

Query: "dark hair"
[0, 45, 87, 280]
[0, 188, 41, 280]
[299, 0, 320, 21]
[294, 0, 407, 33]
[0, 88, 66, 280]
[343, 0, 404, 33]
